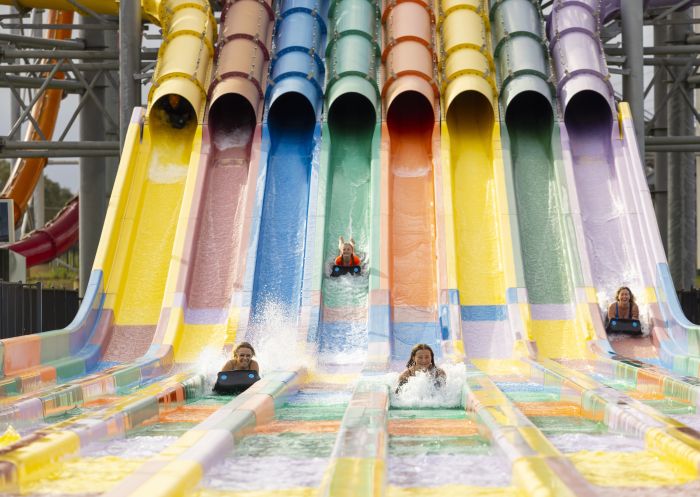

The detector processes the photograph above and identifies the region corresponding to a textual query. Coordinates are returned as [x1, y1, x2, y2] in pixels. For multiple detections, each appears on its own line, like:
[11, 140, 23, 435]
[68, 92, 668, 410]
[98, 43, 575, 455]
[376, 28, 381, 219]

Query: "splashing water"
[193, 347, 230, 386]
[247, 300, 311, 372]
[213, 124, 253, 151]
[373, 363, 467, 408]
[148, 143, 189, 184]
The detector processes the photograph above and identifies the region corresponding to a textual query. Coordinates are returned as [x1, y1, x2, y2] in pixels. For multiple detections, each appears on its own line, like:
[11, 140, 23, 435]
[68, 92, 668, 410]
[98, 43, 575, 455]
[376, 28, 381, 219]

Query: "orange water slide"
[381, 0, 441, 356]
[0, 9, 74, 227]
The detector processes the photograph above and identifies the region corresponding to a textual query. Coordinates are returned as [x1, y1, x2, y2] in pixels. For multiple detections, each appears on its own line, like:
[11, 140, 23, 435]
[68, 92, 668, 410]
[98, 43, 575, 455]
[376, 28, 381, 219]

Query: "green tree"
[0, 160, 75, 222]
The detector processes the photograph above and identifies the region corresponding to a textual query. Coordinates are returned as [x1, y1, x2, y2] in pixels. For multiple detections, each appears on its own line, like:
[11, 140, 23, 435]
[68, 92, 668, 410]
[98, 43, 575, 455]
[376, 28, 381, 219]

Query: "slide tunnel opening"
[565, 90, 613, 146]
[208, 94, 256, 153]
[505, 91, 553, 137]
[328, 93, 376, 134]
[387, 91, 434, 136]
[152, 93, 197, 131]
[268, 92, 315, 136]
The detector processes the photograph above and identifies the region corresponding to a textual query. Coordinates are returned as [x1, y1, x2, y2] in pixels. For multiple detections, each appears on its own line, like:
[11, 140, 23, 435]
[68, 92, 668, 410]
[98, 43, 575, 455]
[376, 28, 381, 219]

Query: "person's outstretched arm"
[632, 304, 639, 320]
[221, 360, 235, 371]
[607, 303, 616, 320]
[250, 360, 260, 373]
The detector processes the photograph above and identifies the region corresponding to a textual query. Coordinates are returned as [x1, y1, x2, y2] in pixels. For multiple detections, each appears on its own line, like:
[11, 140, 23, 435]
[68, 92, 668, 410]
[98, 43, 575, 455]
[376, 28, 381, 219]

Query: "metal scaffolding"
[0, 5, 152, 293]
[607, 3, 698, 289]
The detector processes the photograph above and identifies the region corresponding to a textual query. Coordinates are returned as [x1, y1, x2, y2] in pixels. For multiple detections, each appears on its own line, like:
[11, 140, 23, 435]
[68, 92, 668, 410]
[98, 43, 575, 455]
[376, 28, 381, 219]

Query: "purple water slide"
[548, 0, 654, 356]
[548, 0, 697, 367]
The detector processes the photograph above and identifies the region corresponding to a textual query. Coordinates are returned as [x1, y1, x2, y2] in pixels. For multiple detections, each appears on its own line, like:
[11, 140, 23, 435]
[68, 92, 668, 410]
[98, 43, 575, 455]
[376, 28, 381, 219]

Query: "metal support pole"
[621, 0, 645, 159]
[667, 8, 696, 289]
[79, 15, 107, 296]
[119, 0, 141, 151]
[650, 20, 670, 244]
[104, 18, 119, 197]
[8, 6, 21, 141]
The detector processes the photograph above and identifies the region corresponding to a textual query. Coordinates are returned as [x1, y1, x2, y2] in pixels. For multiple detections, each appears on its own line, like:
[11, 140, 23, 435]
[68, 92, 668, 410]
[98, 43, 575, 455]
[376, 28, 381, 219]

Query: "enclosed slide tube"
[247, 0, 327, 339]
[437, 0, 517, 361]
[8, 196, 78, 268]
[548, 0, 700, 374]
[311, 0, 381, 362]
[153, 0, 275, 363]
[376, 0, 441, 362]
[491, 0, 590, 360]
[0, 10, 73, 226]
[0, 0, 215, 398]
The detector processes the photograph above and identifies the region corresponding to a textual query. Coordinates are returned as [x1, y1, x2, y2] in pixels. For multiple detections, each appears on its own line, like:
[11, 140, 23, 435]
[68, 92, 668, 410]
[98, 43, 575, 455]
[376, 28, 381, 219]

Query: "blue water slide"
[249, 0, 328, 327]
[265, 0, 328, 119]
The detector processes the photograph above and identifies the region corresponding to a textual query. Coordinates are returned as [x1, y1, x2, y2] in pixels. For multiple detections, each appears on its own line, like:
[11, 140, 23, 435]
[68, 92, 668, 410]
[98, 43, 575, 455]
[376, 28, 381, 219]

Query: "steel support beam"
[104, 18, 119, 194]
[119, 0, 141, 151]
[647, 136, 700, 145]
[0, 149, 119, 158]
[653, 22, 669, 252]
[79, 15, 106, 296]
[0, 48, 119, 59]
[0, 140, 119, 149]
[667, 7, 696, 289]
[0, 62, 119, 72]
[606, 45, 700, 54]
[0, 32, 85, 49]
[621, 0, 645, 158]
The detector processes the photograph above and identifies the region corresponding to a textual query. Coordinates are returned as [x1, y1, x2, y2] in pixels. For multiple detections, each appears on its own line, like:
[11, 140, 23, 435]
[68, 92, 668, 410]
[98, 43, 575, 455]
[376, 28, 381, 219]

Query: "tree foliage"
[0, 160, 75, 222]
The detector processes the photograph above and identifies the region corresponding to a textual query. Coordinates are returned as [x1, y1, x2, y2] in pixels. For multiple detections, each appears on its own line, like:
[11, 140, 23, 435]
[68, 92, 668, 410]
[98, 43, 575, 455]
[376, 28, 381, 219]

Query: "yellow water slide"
[94, 0, 215, 363]
[438, 0, 519, 358]
[0, 0, 216, 379]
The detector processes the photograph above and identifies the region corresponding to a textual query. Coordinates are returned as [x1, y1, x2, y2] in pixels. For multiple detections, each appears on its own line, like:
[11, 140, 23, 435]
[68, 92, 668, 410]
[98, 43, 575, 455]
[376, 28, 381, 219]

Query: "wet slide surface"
[509, 101, 571, 305]
[567, 100, 657, 358]
[104, 121, 197, 363]
[388, 94, 439, 357]
[448, 96, 501, 307]
[187, 102, 254, 312]
[319, 97, 373, 356]
[509, 99, 585, 358]
[250, 97, 316, 324]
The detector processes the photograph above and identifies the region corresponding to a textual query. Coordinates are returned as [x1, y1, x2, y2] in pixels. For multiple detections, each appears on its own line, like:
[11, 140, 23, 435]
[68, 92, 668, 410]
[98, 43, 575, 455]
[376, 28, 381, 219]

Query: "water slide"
[439, 0, 520, 361]
[0, 10, 79, 266]
[311, 0, 381, 364]
[3, 0, 700, 496]
[245, 0, 327, 344]
[546, 0, 700, 376]
[379, 0, 442, 362]
[7, 195, 77, 267]
[0, 0, 215, 404]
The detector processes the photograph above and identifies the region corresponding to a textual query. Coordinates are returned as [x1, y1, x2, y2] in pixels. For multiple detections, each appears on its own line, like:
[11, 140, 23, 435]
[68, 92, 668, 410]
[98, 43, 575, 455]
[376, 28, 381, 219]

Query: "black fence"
[0, 281, 79, 339]
[678, 288, 700, 324]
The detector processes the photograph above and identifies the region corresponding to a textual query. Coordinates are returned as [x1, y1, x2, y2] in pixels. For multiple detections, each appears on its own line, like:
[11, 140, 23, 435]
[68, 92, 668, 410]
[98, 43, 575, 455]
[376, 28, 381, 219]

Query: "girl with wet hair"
[335, 236, 361, 267]
[221, 341, 259, 373]
[396, 343, 446, 393]
[607, 286, 639, 321]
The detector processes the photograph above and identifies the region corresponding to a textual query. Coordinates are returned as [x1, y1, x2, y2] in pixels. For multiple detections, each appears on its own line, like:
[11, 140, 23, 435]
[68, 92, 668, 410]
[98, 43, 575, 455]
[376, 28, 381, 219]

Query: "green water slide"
[313, 0, 381, 356]
[491, 0, 586, 357]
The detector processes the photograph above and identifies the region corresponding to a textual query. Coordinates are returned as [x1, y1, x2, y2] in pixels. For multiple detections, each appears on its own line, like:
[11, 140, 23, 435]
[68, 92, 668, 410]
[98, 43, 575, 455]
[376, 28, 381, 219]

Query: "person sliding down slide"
[331, 236, 361, 277]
